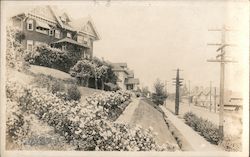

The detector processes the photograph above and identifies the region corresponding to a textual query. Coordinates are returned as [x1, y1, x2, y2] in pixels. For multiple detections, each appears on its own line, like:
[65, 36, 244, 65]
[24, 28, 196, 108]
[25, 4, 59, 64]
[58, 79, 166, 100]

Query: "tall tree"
[152, 79, 167, 105]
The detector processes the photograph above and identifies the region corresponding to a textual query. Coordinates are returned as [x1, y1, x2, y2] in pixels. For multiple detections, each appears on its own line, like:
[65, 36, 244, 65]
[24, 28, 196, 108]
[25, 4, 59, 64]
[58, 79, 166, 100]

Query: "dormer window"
[67, 32, 72, 38]
[27, 19, 33, 31]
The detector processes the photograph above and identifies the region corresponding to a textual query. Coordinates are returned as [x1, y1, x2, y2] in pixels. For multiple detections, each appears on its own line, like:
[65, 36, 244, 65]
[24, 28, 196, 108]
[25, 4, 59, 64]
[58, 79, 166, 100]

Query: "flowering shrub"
[183, 112, 220, 145]
[86, 90, 133, 120]
[6, 99, 31, 145]
[6, 25, 29, 71]
[24, 44, 74, 72]
[6, 81, 177, 151]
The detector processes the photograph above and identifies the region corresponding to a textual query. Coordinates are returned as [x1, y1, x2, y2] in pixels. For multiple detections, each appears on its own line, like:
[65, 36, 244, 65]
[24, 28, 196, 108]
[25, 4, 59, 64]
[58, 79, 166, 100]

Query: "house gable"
[70, 17, 100, 40]
[28, 6, 57, 23]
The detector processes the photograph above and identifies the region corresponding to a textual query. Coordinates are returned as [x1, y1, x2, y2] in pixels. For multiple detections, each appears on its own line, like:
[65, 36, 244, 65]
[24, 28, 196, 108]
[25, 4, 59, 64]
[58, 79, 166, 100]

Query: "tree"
[91, 57, 109, 89]
[141, 86, 150, 97]
[70, 60, 93, 87]
[152, 79, 167, 105]
[70, 57, 117, 90]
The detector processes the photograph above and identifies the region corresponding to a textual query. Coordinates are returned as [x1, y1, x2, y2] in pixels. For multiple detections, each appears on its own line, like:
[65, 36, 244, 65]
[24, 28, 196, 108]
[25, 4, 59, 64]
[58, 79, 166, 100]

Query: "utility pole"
[214, 87, 217, 113]
[207, 25, 237, 139]
[172, 69, 183, 115]
[209, 81, 212, 112]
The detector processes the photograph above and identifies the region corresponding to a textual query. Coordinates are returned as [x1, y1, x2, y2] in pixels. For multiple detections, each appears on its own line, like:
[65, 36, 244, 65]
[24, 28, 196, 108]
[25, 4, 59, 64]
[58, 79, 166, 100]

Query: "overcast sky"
[3, 1, 248, 93]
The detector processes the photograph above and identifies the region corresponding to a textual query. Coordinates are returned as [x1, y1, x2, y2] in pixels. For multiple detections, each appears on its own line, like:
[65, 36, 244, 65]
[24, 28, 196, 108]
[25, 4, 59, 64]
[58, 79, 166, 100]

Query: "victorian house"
[111, 63, 140, 91]
[11, 5, 100, 59]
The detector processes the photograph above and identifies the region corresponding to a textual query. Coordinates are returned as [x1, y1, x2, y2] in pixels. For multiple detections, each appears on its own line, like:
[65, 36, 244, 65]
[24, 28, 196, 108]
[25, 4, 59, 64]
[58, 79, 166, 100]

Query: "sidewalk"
[115, 98, 140, 124]
[165, 100, 242, 136]
[160, 106, 223, 151]
[116, 98, 178, 145]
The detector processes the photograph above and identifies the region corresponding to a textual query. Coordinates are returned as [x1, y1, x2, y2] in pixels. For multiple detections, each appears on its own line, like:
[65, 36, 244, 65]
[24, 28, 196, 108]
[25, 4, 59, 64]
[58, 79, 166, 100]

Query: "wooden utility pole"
[172, 69, 183, 115]
[214, 87, 217, 113]
[209, 81, 212, 112]
[207, 25, 237, 139]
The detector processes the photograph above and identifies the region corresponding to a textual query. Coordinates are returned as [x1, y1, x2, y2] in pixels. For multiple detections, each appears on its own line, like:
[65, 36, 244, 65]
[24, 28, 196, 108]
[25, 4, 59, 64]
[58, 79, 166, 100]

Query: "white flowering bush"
[6, 81, 177, 151]
[6, 99, 31, 145]
[6, 25, 27, 70]
[86, 90, 133, 120]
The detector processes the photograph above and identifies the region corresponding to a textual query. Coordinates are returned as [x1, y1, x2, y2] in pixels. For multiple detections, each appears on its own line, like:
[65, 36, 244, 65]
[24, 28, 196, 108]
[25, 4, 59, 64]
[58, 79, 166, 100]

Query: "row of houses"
[188, 87, 242, 111]
[11, 5, 140, 91]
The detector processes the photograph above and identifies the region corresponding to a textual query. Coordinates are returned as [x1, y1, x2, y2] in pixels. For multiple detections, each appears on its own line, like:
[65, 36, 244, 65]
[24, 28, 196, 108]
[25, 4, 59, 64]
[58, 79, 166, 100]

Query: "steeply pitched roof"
[70, 16, 100, 40]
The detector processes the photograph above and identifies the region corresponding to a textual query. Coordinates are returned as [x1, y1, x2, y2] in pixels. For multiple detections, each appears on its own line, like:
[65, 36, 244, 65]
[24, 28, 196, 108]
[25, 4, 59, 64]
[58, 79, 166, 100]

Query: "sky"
[2, 1, 249, 93]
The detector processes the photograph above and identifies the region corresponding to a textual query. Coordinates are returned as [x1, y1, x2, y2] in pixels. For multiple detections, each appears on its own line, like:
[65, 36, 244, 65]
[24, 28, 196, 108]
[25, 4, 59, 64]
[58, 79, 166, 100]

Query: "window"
[36, 27, 48, 35]
[55, 30, 61, 39]
[27, 19, 33, 31]
[27, 40, 33, 51]
[49, 29, 54, 36]
[83, 36, 88, 44]
[35, 41, 45, 46]
[62, 45, 66, 51]
[67, 32, 72, 38]
[77, 35, 83, 43]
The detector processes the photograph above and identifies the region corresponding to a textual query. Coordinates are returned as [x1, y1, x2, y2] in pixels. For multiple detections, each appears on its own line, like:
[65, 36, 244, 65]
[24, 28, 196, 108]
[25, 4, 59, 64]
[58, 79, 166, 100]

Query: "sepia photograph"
[0, 0, 249, 157]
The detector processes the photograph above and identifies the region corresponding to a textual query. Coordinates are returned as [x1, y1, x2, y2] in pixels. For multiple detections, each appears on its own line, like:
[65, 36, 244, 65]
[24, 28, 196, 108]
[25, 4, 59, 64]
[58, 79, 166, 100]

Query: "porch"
[51, 37, 91, 59]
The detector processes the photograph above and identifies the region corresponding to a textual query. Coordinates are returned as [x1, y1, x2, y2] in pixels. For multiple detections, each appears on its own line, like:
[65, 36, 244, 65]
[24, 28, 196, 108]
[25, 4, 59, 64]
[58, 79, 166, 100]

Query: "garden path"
[160, 106, 223, 151]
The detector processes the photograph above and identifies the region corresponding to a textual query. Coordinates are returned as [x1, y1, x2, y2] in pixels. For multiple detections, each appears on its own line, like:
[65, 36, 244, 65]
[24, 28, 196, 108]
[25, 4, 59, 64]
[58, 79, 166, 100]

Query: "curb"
[162, 115, 194, 151]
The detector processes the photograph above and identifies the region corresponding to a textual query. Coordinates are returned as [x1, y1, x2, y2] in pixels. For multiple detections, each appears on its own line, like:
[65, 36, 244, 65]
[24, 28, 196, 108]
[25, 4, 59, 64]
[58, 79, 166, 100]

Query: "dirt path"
[116, 98, 177, 146]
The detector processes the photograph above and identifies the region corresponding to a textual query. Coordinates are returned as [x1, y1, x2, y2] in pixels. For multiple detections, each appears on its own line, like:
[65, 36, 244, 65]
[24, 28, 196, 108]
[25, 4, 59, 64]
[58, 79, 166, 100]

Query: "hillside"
[8, 65, 100, 98]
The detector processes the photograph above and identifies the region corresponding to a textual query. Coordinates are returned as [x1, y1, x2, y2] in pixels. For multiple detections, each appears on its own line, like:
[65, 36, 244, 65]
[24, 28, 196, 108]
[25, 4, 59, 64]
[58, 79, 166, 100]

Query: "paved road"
[116, 98, 178, 146]
[165, 100, 242, 136]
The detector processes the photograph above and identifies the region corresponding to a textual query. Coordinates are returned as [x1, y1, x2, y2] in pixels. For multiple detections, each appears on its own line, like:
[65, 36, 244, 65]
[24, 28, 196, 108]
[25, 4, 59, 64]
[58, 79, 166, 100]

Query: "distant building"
[111, 63, 139, 90]
[11, 5, 100, 59]
[190, 86, 243, 111]
[190, 87, 219, 109]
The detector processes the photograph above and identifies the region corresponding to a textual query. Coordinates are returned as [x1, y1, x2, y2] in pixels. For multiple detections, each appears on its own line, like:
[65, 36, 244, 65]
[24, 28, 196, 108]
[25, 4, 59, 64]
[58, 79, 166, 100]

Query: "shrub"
[86, 90, 132, 120]
[6, 99, 31, 145]
[24, 44, 74, 72]
[66, 85, 81, 101]
[6, 81, 177, 151]
[6, 25, 29, 71]
[183, 112, 220, 144]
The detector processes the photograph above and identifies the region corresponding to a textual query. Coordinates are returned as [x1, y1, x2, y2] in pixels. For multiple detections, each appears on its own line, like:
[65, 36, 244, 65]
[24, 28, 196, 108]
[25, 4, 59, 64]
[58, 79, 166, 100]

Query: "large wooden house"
[11, 5, 100, 59]
[111, 63, 140, 91]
